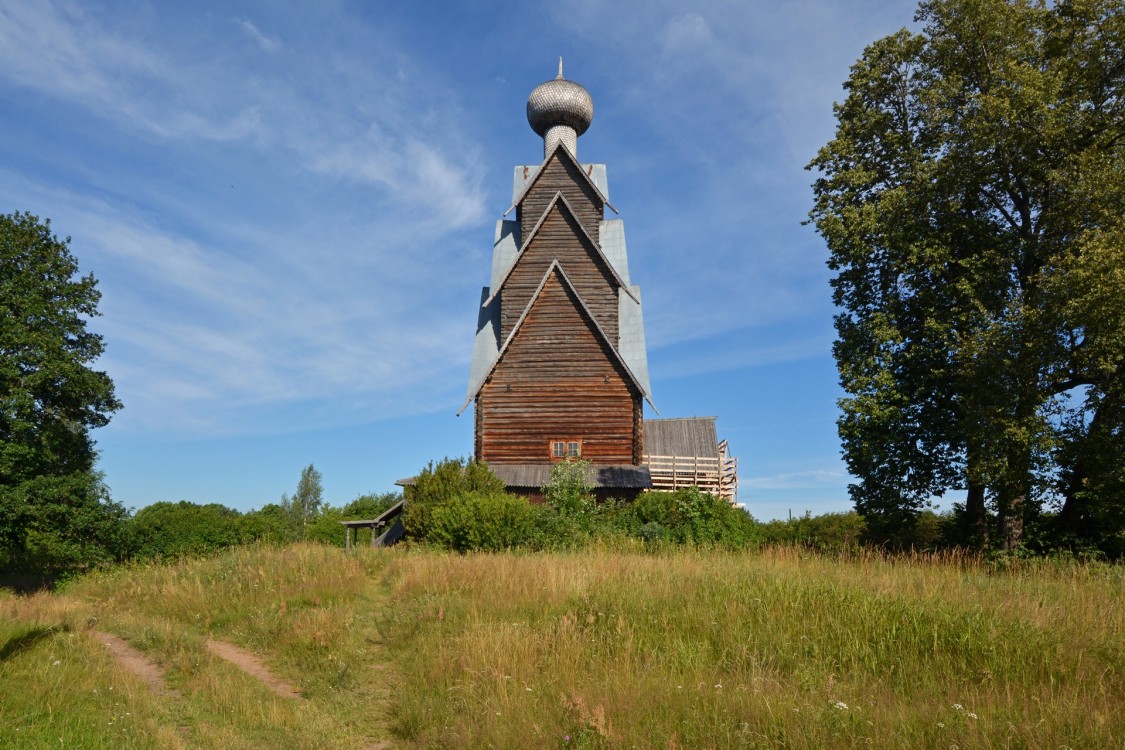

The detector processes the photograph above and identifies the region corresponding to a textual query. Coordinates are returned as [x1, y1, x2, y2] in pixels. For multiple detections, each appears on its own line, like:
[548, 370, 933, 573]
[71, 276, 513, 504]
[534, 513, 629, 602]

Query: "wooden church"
[459, 63, 739, 504]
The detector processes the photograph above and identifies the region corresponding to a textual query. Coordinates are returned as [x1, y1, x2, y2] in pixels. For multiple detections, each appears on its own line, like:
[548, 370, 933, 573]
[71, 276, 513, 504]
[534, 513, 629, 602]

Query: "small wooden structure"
[340, 500, 405, 550]
[643, 417, 739, 505]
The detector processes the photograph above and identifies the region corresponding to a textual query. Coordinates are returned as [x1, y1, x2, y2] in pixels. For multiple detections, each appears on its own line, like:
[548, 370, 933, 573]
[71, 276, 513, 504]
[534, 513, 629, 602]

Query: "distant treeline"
[3, 458, 1115, 585]
[131, 492, 401, 560]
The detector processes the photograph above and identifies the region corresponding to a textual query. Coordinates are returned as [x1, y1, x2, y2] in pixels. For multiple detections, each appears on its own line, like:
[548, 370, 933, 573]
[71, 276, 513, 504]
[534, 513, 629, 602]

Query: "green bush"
[403, 458, 504, 540]
[427, 491, 538, 552]
[342, 492, 401, 519]
[542, 459, 595, 518]
[3, 472, 134, 574]
[632, 488, 761, 548]
[239, 503, 297, 545]
[761, 511, 867, 552]
[131, 501, 243, 560]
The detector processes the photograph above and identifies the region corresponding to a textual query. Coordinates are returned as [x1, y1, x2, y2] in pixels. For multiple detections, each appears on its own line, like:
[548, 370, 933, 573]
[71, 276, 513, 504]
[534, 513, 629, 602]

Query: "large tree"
[1, 212, 125, 570]
[808, 0, 1125, 552]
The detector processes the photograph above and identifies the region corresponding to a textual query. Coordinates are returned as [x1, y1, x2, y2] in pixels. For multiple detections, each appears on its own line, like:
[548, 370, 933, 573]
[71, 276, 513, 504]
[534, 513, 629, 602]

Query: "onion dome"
[526, 58, 593, 158]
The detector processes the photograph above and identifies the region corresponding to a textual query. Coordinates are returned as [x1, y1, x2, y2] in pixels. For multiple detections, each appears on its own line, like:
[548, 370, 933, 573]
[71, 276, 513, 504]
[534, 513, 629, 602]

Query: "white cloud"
[234, 18, 281, 53]
[660, 13, 714, 57]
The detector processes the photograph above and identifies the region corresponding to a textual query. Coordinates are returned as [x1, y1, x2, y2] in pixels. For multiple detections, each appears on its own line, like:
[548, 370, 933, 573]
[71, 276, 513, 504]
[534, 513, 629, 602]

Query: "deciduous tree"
[808, 0, 1125, 552]
[1, 212, 124, 570]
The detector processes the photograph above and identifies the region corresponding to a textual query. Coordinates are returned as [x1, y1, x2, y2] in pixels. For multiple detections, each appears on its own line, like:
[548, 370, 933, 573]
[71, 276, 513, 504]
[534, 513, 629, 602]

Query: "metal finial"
[557, 57, 564, 79]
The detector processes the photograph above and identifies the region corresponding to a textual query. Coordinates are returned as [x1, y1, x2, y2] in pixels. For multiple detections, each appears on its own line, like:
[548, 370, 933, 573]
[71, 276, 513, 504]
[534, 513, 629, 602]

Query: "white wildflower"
[834, 701, 849, 710]
[952, 703, 964, 711]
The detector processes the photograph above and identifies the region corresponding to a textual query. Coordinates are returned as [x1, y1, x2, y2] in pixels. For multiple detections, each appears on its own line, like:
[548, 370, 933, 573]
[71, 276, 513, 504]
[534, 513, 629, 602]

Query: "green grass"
[2, 544, 1122, 748]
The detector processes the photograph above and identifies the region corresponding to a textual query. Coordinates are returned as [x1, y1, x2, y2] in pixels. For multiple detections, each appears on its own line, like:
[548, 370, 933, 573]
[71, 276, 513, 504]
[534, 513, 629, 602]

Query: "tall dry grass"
[377, 545, 1124, 749]
[2, 544, 1121, 748]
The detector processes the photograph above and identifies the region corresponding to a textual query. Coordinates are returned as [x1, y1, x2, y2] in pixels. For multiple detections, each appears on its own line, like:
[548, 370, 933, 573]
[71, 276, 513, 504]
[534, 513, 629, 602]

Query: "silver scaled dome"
[526, 60, 593, 157]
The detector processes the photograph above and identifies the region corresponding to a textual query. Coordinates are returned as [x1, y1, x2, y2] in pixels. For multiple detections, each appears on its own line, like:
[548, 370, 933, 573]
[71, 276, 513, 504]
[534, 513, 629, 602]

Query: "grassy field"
[1, 544, 1122, 749]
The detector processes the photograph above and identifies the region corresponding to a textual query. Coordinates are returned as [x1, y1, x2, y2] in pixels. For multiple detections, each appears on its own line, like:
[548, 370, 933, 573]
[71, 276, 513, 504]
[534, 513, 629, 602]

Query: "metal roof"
[490, 219, 520, 291]
[464, 287, 500, 408]
[598, 219, 630, 284]
[644, 417, 720, 457]
[487, 463, 652, 489]
[619, 285, 653, 402]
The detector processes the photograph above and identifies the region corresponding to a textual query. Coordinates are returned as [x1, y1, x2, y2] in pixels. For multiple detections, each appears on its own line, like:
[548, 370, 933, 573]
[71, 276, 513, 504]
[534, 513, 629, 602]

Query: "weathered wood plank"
[479, 268, 638, 464]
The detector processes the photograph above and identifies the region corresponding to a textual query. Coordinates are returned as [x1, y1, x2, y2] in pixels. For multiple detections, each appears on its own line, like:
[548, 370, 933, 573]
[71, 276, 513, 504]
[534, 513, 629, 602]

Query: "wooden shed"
[644, 417, 740, 505]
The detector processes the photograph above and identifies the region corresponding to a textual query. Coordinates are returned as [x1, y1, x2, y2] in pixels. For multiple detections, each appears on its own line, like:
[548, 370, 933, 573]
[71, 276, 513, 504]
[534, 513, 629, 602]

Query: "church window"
[551, 439, 582, 459]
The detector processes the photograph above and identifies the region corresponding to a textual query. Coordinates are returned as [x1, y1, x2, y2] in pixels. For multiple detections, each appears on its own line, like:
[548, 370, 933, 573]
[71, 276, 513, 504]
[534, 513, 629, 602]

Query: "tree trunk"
[965, 480, 988, 550]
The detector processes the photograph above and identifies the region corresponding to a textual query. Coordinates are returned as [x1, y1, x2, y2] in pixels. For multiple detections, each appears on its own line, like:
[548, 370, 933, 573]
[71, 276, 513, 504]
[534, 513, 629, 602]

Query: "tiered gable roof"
[460, 261, 652, 414]
[485, 191, 636, 308]
[505, 140, 616, 219]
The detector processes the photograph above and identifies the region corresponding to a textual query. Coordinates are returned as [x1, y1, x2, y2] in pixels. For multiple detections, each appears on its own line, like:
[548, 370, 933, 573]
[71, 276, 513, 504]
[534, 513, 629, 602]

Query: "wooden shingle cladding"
[498, 197, 621, 344]
[515, 147, 604, 237]
[477, 265, 642, 466]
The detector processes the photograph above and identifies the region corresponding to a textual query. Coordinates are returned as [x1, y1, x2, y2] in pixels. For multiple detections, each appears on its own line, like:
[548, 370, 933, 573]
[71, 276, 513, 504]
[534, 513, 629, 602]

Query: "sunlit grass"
[377, 546, 1124, 749]
[2, 544, 1122, 748]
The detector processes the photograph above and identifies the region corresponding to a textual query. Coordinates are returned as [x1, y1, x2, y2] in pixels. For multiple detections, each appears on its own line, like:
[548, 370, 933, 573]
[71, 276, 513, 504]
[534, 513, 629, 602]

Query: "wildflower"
[52, 660, 60, 667]
[564, 736, 571, 742]
[715, 683, 722, 689]
[952, 703, 963, 711]
[834, 701, 848, 710]
[937, 722, 945, 729]
[967, 712, 978, 719]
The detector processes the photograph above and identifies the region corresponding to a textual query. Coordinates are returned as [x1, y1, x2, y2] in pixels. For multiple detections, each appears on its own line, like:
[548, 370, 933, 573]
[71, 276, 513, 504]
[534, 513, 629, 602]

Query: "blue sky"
[0, 0, 921, 520]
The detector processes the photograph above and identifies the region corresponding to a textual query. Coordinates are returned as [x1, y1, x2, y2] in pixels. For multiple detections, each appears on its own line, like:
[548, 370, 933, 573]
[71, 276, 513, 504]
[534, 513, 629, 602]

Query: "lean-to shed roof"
[644, 417, 720, 457]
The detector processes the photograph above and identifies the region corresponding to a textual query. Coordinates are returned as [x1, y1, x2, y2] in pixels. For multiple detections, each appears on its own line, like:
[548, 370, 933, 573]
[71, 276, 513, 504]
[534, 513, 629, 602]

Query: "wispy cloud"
[234, 17, 281, 53]
[0, 2, 498, 436]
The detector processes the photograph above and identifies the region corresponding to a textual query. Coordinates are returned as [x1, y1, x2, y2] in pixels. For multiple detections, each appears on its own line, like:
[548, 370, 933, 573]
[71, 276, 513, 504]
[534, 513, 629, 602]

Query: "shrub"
[761, 511, 867, 552]
[239, 503, 297, 545]
[632, 488, 761, 548]
[403, 458, 504, 540]
[542, 459, 595, 518]
[427, 491, 538, 552]
[131, 501, 243, 560]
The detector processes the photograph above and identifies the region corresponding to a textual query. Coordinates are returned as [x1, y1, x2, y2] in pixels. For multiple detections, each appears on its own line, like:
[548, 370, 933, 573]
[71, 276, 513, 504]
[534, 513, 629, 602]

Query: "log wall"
[499, 202, 619, 344]
[479, 268, 638, 465]
[516, 152, 603, 236]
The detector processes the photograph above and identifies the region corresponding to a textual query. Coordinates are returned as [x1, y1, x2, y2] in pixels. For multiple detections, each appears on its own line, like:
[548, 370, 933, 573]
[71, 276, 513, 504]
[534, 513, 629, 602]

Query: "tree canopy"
[808, 0, 1125, 554]
[1, 211, 124, 570]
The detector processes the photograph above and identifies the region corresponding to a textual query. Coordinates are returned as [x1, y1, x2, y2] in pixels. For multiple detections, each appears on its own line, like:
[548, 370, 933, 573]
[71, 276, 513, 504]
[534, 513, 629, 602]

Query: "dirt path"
[92, 630, 181, 698]
[204, 639, 304, 700]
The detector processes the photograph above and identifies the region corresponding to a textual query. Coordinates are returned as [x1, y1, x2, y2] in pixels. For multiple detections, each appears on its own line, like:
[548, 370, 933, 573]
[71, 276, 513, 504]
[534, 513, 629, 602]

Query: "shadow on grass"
[0, 572, 67, 594]
[0, 625, 60, 662]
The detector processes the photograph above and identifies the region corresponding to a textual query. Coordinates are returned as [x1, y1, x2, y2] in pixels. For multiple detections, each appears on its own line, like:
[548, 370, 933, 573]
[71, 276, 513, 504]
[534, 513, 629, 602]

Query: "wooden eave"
[459, 260, 655, 415]
[503, 140, 618, 217]
[483, 190, 638, 308]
